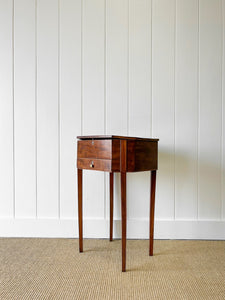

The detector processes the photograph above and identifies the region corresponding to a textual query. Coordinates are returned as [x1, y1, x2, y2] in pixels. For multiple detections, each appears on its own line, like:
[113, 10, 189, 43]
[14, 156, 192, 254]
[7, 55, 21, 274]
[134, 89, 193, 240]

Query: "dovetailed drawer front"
[77, 158, 111, 172]
[77, 140, 112, 159]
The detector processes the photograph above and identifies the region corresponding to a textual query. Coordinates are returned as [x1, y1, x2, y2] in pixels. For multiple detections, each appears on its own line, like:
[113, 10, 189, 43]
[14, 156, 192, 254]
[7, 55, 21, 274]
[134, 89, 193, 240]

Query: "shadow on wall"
[161, 149, 222, 219]
[112, 149, 223, 221]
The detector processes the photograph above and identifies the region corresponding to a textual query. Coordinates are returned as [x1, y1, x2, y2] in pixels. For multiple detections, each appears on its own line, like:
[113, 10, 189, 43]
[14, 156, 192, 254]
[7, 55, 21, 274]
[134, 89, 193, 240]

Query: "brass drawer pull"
[90, 161, 94, 168]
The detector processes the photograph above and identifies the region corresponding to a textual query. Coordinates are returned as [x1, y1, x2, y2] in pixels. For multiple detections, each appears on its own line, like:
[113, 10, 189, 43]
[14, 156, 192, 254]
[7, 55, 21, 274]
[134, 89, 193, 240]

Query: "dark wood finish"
[77, 139, 157, 173]
[120, 140, 127, 172]
[77, 158, 111, 172]
[120, 140, 127, 272]
[110, 172, 114, 241]
[112, 140, 121, 172]
[77, 135, 159, 142]
[121, 172, 127, 272]
[78, 169, 83, 253]
[78, 139, 112, 159]
[76, 135, 158, 272]
[149, 170, 156, 256]
[132, 141, 158, 172]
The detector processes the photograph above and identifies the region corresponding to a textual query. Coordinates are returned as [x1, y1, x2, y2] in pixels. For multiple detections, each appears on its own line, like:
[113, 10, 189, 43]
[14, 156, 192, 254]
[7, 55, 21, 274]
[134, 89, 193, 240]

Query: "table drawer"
[77, 140, 112, 159]
[77, 158, 111, 172]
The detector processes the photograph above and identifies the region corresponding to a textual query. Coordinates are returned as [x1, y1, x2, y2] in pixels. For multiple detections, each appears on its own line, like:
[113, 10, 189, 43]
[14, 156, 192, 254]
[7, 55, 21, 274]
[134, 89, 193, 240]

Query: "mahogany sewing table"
[77, 135, 159, 272]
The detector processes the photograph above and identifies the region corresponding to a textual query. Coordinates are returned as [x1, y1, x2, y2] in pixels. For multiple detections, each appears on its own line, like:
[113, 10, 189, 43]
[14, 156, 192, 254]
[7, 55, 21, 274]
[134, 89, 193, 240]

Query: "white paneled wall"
[0, 0, 224, 239]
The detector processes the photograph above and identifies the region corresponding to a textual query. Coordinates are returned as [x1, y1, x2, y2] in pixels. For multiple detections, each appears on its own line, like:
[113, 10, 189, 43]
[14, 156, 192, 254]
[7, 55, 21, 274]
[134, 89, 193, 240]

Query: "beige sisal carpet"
[0, 238, 224, 299]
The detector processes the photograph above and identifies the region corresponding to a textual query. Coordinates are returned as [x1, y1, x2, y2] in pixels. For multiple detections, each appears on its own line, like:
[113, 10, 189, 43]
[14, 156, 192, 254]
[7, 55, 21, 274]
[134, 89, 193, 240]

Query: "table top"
[77, 135, 159, 142]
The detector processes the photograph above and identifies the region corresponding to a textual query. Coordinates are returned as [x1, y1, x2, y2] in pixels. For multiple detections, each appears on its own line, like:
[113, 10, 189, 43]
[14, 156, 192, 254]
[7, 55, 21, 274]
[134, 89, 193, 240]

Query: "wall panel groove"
[103, 0, 107, 220]
[35, 0, 38, 218]
[58, 0, 61, 219]
[197, 0, 200, 220]
[80, 0, 83, 136]
[127, 0, 130, 136]
[174, 0, 177, 221]
[150, 0, 153, 137]
[222, 0, 225, 219]
[12, 0, 15, 219]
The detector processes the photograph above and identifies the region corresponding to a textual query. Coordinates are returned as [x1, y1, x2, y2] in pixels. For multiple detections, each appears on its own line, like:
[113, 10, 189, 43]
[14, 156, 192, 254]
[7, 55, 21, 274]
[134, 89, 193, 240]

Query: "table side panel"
[133, 141, 158, 171]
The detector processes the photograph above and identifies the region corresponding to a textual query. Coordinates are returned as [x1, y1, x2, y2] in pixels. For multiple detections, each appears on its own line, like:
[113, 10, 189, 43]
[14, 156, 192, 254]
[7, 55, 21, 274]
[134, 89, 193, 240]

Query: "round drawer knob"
[90, 161, 94, 168]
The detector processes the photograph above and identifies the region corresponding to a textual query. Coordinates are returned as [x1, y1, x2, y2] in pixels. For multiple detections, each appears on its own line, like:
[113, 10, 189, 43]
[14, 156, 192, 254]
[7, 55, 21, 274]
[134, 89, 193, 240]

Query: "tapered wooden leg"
[149, 170, 156, 256]
[110, 172, 114, 241]
[121, 172, 127, 272]
[78, 168, 83, 252]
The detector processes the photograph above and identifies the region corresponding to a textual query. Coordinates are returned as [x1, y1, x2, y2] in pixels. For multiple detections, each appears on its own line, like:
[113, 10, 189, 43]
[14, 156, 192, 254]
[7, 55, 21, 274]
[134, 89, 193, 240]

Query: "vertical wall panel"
[14, 0, 36, 217]
[60, 0, 81, 219]
[82, 0, 105, 218]
[0, 0, 14, 217]
[127, 0, 151, 220]
[37, 0, 59, 218]
[198, 0, 222, 219]
[82, 0, 105, 136]
[106, 0, 128, 135]
[175, 0, 198, 219]
[152, 0, 175, 219]
[106, 0, 128, 220]
[129, 0, 151, 137]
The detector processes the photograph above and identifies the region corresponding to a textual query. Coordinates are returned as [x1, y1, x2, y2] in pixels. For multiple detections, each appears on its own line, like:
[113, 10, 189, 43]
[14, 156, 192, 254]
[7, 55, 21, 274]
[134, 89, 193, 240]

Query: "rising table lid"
[77, 135, 159, 142]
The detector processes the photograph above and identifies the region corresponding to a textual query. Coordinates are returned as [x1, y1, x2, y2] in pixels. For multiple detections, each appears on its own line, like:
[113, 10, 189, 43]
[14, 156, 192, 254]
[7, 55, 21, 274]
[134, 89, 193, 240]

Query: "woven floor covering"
[0, 239, 224, 300]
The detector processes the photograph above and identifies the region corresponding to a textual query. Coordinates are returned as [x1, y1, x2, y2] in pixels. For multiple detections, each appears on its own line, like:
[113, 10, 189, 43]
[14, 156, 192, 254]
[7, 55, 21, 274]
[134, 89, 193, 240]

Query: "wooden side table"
[77, 135, 159, 272]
